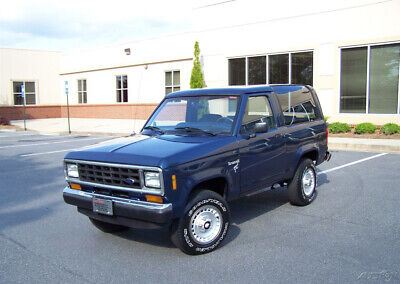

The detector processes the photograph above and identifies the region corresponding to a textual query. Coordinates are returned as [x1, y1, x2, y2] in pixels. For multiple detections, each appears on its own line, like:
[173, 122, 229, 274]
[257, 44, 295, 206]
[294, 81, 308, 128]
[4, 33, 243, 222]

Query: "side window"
[116, 75, 128, 103]
[276, 87, 320, 126]
[165, 71, 180, 95]
[13, 81, 36, 105]
[240, 96, 276, 134]
[78, 79, 87, 104]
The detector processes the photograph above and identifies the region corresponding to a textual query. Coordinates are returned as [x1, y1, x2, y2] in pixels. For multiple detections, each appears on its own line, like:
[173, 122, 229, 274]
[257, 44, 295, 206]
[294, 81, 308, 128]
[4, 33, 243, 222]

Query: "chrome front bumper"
[63, 187, 173, 228]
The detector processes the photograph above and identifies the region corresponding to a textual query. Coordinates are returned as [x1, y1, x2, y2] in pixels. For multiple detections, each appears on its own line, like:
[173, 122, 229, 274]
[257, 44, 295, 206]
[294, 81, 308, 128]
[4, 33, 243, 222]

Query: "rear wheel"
[171, 190, 231, 255]
[288, 158, 317, 206]
[89, 218, 128, 233]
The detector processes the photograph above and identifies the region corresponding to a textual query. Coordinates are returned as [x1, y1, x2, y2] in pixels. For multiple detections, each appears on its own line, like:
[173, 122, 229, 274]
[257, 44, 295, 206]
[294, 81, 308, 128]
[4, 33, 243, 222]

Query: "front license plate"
[92, 198, 113, 216]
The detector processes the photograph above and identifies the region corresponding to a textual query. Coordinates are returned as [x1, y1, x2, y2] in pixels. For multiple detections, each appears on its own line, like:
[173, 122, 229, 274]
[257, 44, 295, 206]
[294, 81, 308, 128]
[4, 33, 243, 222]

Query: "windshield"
[144, 95, 240, 135]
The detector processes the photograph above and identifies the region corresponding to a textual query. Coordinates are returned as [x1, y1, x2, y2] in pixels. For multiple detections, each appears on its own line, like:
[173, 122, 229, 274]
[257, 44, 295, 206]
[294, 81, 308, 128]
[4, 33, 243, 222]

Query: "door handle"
[308, 127, 316, 136]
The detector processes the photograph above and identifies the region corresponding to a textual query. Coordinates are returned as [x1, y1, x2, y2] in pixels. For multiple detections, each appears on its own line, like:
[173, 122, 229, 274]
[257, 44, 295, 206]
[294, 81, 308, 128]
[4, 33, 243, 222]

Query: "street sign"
[21, 84, 26, 130]
[64, 81, 71, 134]
[65, 81, 69, 95]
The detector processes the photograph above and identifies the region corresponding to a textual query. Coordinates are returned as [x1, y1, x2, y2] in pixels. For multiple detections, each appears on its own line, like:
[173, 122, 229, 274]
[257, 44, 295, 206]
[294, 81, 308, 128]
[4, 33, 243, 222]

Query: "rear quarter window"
[274, 86, 321, 126]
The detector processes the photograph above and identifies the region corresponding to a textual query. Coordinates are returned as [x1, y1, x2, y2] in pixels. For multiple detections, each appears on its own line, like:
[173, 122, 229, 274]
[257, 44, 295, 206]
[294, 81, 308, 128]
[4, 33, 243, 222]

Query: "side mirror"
[255, 122, 268, 133]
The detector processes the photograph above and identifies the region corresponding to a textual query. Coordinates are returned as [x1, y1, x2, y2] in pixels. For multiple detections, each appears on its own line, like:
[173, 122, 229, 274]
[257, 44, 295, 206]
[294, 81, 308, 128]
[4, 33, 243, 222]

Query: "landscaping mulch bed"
[330, 129, 400, 139]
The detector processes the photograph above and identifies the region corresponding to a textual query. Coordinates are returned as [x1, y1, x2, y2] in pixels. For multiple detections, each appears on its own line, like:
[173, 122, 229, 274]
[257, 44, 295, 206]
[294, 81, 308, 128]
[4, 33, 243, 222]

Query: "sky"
[0, 0, 195, 51]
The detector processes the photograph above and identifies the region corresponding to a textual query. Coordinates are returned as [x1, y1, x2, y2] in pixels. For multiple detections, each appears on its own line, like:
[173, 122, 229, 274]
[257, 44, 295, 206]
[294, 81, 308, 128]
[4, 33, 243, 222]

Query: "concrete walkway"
[6, 118, 400, 154]
[329, 137, 400, 153]
[10, 118, 146, 136]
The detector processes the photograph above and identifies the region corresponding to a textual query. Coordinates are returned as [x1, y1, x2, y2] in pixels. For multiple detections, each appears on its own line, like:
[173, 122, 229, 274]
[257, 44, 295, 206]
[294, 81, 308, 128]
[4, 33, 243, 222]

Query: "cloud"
[0, 0, 193, 50]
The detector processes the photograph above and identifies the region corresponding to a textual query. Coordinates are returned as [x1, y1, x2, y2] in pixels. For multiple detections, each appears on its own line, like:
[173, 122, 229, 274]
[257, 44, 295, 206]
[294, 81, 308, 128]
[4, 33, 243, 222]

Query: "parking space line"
[246, 153, 388, 197]
[318, 153, 388, 175]
[0, 133, 37, 138]
[20, 148, 80, 157]
[0, 137, 105, 149]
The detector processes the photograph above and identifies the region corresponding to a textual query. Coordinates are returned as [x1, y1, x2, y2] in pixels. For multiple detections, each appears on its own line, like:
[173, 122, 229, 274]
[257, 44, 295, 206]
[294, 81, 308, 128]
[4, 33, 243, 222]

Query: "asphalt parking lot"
[0, 131, 399, 283]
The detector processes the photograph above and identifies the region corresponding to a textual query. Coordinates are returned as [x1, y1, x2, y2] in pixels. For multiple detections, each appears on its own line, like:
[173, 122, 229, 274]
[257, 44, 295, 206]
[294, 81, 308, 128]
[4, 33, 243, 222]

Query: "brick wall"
[0, 105, 62, 120]
[60, 104, 157, 120]
[0, 104, 158, 121]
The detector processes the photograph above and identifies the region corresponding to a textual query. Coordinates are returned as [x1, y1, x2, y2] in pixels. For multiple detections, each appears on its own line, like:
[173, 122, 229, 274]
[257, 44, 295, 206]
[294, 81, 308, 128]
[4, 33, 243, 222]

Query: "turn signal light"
[70, 183, 82, 190]
[326, 127, 329, 146]
[145, 195, 163, 203]
[172, 175, 177, 190]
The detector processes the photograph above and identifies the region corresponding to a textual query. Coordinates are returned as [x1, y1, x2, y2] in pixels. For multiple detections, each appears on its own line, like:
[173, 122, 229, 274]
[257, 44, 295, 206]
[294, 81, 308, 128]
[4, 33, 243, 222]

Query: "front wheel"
[287, 158, 317, 206]
[171, 190, 231, 255]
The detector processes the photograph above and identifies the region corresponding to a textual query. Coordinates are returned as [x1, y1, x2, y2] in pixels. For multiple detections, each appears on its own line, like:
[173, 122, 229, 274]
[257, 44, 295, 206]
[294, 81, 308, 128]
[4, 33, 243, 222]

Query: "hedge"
[328, 122, 351, 133]
[354, 122, 377, 134]
[379, 123, 400, 135]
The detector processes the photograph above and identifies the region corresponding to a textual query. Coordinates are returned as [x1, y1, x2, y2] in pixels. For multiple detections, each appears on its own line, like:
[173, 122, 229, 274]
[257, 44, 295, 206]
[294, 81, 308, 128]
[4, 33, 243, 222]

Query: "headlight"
[144, 171, 160, 188]
[66, 163, 79, 178]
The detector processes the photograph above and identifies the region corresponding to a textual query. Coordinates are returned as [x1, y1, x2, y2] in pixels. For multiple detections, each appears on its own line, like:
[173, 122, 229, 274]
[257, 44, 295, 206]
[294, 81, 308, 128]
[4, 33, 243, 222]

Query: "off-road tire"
[171, 190, 230, 255]
[288, 158, 317, 206]
[89, 218, 128, 233]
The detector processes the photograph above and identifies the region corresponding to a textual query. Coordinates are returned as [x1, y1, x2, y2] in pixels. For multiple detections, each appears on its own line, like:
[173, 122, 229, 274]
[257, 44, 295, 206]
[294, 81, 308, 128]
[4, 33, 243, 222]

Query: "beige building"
[1, 0, 400, 125]
[0, 48, 61, 120]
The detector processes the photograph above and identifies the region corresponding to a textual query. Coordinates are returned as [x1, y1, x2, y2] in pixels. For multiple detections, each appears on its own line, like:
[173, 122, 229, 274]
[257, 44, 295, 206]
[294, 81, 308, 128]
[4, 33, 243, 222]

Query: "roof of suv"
[165, 85, 310, 98]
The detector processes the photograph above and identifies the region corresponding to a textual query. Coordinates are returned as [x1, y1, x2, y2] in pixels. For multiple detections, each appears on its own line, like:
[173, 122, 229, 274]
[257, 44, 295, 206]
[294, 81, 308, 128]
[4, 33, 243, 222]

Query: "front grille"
[77, 163, 141, 189]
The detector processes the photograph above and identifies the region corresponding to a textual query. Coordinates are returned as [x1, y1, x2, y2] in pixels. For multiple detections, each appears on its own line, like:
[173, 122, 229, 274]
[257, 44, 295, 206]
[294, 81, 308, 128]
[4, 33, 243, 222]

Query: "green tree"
[190, 41, 205, 89]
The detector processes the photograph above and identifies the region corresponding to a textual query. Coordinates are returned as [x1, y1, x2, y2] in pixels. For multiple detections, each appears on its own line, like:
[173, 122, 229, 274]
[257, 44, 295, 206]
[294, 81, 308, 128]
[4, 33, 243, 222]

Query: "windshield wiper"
[174, 127, 216, 136]
[143, 126, 165, 134]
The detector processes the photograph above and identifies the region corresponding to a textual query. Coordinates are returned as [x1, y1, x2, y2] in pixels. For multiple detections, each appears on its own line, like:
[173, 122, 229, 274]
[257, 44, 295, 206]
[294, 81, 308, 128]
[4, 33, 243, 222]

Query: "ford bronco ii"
[63, 85, 331, 254]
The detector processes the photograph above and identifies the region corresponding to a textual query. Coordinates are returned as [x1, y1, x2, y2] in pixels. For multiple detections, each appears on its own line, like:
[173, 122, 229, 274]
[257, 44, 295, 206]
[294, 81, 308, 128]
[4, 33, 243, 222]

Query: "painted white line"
[318, 153, 388, 175]
[0, 137, 104, 149]
[20, 148, 80, 157]
[0, 133, 37, 138]
[246, 153, 388, 197]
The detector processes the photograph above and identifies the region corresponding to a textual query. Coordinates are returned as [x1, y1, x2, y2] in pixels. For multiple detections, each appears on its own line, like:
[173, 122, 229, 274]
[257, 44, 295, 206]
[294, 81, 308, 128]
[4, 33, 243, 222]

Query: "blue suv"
[63, 85, 331, 254]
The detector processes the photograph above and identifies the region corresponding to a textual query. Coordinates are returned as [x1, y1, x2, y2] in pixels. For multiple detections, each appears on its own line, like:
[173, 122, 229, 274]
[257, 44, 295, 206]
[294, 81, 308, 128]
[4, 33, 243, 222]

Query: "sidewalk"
[329, 137, 400, 154]
[10, 118, 146, 136]
[6, 118, 400, 154]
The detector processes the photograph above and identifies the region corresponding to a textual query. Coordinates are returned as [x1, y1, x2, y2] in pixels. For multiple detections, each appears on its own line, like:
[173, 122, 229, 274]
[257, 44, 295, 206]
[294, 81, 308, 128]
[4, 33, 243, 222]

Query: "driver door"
[238, 95, 286, 193]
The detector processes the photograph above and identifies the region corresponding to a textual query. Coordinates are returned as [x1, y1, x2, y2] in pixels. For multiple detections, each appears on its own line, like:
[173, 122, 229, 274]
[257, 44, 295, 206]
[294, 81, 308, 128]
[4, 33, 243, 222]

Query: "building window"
[369, 44, 399, 114]
[340, 43, 400, 114]
[269, 54, 289, 84]
[165, 71, 180, 95]
[116, 75, 128, 103]
[291, 52, 313, 85]
[78, 79, 87, 104]
[228, 58, 245, 85]
[13, 81, 36, 105]
[340, 47, 368, 113]
[248, 56, 266, 85]
[228, 51, 313, 86]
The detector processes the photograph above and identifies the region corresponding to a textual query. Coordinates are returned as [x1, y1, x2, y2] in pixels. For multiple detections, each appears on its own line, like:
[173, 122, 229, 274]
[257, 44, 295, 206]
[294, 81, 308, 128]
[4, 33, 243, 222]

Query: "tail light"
[326, 127, 329, 146]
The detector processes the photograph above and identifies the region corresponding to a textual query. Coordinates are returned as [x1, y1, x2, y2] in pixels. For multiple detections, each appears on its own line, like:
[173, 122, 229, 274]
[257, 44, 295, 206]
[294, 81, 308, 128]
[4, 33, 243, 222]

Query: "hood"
[64, 134, 237, 169]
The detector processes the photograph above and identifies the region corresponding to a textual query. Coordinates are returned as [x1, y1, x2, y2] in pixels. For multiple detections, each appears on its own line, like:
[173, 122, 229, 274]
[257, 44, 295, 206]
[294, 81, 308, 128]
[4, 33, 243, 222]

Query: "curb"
[55, 131, 130, 137]
[5, 127, 129, 137]
[329, 142, 400, 154]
